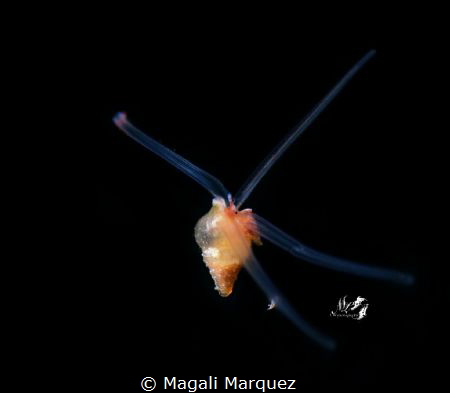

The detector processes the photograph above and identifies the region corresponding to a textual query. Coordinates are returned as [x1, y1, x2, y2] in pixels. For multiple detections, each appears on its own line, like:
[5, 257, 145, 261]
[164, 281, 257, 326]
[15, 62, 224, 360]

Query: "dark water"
[84, 36, 439, 392]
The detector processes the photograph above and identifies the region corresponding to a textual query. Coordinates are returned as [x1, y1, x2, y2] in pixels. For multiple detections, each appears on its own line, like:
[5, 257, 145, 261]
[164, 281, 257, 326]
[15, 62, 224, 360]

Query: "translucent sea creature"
[113, 50, 414, 350]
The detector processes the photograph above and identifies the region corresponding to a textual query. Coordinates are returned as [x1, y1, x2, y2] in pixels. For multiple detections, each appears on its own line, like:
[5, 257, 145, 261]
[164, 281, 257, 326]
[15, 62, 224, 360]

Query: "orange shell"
[194, 198, 261, 297]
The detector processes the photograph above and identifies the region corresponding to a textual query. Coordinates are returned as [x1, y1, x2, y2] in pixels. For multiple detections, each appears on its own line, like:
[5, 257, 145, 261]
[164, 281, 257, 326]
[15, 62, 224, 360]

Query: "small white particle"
[206, 215, 222, 231]
[210, 215, 222, 228]
[202, 247, 220, 258]
[212, 198, 226, 208]
[267, 300, 276, 310]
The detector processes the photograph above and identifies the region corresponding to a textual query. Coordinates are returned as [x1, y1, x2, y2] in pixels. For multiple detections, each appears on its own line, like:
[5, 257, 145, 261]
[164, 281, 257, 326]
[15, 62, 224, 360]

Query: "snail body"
[194, 197, 261, 297]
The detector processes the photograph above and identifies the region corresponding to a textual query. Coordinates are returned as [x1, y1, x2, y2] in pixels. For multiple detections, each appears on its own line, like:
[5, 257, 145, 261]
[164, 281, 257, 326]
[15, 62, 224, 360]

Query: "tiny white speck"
[210, 215, 222, 228]
[267, 300, 276, 310]
[203, 247, 220, 258]
[212, 198, 226, 208]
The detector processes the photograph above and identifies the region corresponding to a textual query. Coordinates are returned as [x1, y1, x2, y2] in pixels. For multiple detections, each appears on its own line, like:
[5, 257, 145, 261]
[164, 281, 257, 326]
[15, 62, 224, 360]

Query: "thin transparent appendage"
[235, 50, 376, 209]
[254, 214, 415, 286]
[244, 254, 336, 351]
[113, 112, 230, 200]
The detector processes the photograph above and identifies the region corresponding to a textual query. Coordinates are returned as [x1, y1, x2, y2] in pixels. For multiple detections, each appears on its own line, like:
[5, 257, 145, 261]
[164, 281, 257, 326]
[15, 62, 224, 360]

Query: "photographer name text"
[164, 377, 296, 392]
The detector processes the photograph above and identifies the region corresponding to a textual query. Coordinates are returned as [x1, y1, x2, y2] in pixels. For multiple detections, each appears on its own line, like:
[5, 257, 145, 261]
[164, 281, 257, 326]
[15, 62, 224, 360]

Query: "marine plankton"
[113, 50, 414, 350]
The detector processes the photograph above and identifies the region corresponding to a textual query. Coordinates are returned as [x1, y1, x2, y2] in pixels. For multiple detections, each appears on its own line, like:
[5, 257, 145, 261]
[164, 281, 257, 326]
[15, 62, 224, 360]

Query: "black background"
[86, 24, 440, 392]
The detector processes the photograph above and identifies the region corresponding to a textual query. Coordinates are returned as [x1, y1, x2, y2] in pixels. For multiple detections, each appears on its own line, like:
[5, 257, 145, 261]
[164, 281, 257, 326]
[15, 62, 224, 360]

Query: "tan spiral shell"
[194, 198, 261, 297]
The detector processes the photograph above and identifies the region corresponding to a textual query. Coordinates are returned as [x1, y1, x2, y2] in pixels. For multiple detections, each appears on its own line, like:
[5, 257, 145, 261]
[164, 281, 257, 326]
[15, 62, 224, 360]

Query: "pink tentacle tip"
[113, 111, 127, 126]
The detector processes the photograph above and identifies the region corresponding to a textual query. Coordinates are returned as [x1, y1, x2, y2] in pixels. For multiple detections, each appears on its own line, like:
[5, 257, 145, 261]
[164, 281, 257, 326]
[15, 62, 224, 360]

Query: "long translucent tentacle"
[253, 213, 415, 286]
[222, 207, 336, 350]
[244, 254, 336, 351]
[113, 112, 230, 200]
[235, 50, 376, 208]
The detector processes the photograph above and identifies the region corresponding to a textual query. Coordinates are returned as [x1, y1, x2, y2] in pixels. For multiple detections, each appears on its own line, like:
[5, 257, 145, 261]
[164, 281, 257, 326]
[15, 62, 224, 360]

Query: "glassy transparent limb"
[244, 254, 336, 351]
[254, 213, 415, 286]
[113, 112, 230, 200]
[235, 50, 376, 208]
